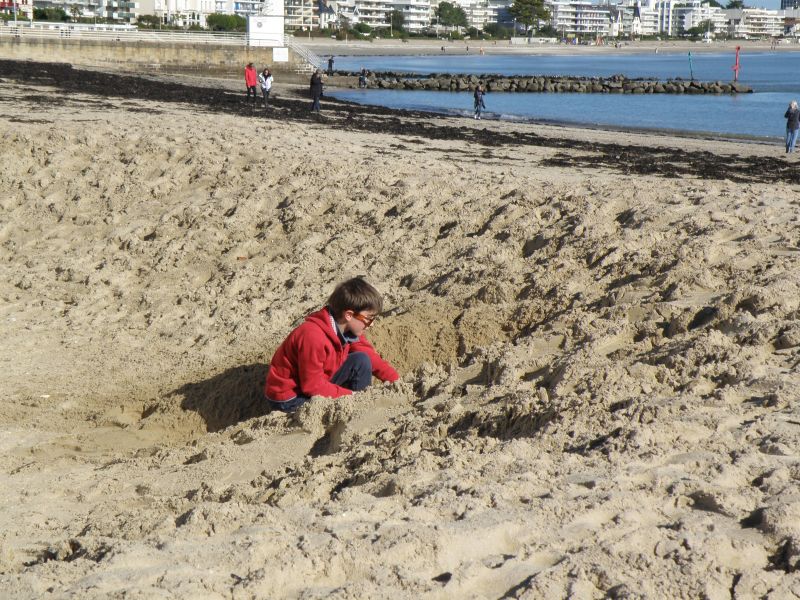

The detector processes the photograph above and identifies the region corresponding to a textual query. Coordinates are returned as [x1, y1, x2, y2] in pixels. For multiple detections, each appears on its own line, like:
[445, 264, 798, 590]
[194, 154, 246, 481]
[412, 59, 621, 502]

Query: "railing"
[283, 36, 321, 70]
[0, 24, 247, 45]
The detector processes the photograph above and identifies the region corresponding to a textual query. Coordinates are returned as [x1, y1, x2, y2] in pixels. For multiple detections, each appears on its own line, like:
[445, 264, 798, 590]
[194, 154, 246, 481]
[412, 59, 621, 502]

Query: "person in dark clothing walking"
[310, 69, 324, 113]
[473, 84, 486, 119]
[785, 100, 799, 153]
[327, 55, 335, 76]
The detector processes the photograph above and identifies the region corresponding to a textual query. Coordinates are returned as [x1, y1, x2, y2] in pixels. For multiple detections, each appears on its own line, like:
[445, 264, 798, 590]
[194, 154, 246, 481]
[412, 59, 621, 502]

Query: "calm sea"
[329, 52, 800, 139]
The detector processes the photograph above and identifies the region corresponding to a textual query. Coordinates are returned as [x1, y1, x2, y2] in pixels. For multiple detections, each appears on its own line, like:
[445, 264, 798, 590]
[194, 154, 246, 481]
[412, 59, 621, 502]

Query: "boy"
[265, 278, 399, 412]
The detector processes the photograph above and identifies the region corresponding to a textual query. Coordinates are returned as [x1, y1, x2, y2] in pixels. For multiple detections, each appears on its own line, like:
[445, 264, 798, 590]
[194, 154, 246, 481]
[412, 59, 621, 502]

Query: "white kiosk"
[248, 0, 287, 62]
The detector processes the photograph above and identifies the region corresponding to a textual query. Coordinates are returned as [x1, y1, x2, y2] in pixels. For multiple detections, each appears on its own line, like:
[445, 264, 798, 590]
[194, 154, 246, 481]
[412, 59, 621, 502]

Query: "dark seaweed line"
[1, 59, 796, 186]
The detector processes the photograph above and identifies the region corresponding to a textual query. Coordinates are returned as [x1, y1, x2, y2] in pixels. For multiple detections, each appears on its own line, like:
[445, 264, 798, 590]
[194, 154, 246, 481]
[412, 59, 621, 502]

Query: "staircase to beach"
[284, 37, 321, 74]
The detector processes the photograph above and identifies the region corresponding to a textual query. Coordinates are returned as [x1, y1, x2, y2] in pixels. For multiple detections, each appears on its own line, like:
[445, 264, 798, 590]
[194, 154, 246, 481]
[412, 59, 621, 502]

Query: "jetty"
[348, 72, 753, 94]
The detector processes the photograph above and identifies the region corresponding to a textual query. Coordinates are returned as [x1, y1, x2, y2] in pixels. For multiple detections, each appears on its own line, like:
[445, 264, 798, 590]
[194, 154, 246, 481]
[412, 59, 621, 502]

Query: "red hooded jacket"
[265, 307, 399, 401]
[245, 65, 258, 87]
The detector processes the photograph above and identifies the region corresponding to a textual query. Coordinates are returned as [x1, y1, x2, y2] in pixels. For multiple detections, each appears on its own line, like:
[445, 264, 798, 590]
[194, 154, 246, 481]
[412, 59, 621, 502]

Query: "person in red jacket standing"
[244, 62, 258, 104]
[265, 277, 399, 412]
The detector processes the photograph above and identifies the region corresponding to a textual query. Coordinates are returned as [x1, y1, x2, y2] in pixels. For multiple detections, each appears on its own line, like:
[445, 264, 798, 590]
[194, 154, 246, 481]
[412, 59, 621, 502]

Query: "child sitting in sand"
[264, 277, 399, 412]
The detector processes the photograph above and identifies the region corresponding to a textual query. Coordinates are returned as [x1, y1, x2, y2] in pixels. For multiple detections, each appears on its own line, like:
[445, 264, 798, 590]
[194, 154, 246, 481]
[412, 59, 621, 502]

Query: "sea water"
[329, 52, 800, 138]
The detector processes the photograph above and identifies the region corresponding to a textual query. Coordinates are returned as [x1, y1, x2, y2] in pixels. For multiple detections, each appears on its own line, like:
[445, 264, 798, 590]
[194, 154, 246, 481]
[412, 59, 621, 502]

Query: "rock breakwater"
[348, 72, 753, 94]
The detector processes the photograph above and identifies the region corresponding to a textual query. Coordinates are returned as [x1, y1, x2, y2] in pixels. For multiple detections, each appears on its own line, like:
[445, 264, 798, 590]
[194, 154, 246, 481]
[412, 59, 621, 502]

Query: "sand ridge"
[2, 66, 800, 597]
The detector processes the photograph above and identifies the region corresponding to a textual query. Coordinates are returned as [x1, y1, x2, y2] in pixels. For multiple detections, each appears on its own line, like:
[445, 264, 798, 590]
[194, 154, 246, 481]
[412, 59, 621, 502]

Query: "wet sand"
[2, 60, 800, 598]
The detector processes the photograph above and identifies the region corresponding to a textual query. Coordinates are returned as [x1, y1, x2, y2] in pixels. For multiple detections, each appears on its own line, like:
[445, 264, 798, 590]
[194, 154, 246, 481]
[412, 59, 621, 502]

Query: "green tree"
[33, 7, 70, 21]
[435, 2, 468, 28]
[686, 19, 715, 37]
[354, 22, 372, 34]
[205, 13, 246, 31]
[726, 0, 744, 7]
[388, 9, 405, 32]
[484, 22, 512, 39]
[509, 0, 550, 33]
[536, 23, 558, 37]
[137, 14, 161, 28]
[706, 0, 723, 6]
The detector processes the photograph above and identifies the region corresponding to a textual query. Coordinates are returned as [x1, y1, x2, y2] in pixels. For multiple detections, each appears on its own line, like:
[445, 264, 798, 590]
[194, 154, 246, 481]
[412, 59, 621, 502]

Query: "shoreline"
[326, 90, 782, 145]
[294, 36, 800, 57]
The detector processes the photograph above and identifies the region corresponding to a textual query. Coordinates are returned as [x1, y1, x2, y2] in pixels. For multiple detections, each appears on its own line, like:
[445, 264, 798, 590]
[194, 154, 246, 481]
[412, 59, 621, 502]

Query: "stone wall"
[0, 36, 306, 79]
[353, 72, 753, 94]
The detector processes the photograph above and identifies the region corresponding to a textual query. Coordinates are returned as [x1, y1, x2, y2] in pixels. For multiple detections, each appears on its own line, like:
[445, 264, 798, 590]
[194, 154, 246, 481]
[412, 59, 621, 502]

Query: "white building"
[549, 1, 611, 37]
[674, 1, 726, 35]
[723, 7, 784, 38]
[452, 0, 493, 30]
[30, 0, 101, 18]
[154, 0, 215, 26]
[283, 0, 317, 28]
[3, 0, 35, 20]
[391, 0, 430, 32]
[605, 2, 659, 37]
[486, 0, 512, 26]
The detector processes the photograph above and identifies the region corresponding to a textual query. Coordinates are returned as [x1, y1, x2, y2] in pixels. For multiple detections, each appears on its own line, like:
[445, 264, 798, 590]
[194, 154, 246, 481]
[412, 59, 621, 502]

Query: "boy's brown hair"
[327, 277, 383, 319]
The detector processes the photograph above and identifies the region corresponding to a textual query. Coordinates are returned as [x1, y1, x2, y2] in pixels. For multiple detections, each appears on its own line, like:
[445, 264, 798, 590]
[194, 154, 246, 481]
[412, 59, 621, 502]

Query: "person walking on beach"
[310, 69, 324, 113]
[264, 277, 399, 412]
[785, 100, 799, 153]
[244, 62, 258, 104]
[258, 67, 273, 109]
[473, 84, 486, 120]
[358, 67, 367, 89]
[327, 55, 335, 76]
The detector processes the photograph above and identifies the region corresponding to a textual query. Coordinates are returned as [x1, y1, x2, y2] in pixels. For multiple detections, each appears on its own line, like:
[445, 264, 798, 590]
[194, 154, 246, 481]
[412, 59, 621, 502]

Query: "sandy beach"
[2, 60, 800, 598]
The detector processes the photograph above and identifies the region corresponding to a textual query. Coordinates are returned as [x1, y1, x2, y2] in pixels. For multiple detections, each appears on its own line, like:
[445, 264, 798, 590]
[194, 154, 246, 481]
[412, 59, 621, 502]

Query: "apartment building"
[392, 0, 430, 32]
[152, 0, 215, 26]
[28, 0, 101, 17]
[674, 1, 726, 34]
[723, 8, 784, 38]
[549, 1, 611, 37]
[1, 0, 33, 19]
[605, 2, 659, 37]
[451, 0, 493, 30]
[485, 0, 511, 25]
[214, 0, 261, 18]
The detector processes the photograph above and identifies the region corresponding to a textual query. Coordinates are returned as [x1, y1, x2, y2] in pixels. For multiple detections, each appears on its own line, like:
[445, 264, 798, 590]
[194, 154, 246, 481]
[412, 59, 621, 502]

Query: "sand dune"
[2, 67, 800, 598]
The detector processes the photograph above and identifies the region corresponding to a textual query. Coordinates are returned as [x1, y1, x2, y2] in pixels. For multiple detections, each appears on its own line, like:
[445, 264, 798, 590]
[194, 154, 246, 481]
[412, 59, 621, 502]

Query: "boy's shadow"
[174, 363, 270, 433]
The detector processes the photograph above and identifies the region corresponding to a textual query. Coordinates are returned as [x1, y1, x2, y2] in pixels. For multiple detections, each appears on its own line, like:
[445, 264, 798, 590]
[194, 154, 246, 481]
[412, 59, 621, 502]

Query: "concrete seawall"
[0, 36, 307, 80]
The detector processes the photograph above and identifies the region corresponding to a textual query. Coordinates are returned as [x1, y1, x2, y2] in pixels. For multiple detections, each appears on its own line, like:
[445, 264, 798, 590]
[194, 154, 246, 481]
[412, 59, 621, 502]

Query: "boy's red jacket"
[265, 307, 399, 401]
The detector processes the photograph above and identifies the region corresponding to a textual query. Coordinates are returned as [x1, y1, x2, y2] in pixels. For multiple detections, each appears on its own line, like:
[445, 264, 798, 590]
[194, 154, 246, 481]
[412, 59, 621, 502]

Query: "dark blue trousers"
[268, 352, 372, 412]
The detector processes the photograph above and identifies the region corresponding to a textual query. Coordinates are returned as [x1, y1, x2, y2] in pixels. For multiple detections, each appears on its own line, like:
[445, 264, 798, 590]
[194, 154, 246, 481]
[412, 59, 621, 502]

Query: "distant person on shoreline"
[786, 100, 800, 153]
[264, 277, 399, 412]
[310, 69, 324, 113]
[258, 67, 273, 109]
[327, 55, 335, 76]
[358, 67, 367, 88]
[244, 62, 258, 104]
[473, 84, 486, 120]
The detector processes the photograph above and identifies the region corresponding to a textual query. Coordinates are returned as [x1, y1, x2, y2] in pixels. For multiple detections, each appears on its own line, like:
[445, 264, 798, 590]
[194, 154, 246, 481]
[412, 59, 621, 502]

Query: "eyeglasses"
[352, 312, 376, 328]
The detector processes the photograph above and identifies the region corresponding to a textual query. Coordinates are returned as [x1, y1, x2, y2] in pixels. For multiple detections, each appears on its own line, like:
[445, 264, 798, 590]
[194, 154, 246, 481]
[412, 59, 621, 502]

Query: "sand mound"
[3, 72, 800, 597]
